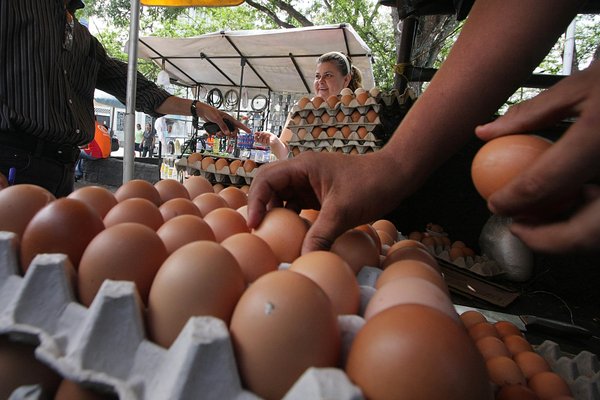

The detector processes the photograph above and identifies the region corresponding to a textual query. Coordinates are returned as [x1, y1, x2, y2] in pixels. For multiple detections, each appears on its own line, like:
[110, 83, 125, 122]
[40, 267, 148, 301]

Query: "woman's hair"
[317, 51, 363, 91]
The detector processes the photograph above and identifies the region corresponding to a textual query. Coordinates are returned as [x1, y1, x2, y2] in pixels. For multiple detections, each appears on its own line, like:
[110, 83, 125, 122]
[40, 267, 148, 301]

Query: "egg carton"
[0, 231, 364, 400]
[535, 340, 600, 400]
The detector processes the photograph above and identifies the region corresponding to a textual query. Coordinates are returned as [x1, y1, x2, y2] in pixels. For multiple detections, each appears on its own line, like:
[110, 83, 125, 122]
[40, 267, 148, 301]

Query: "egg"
[183, 175, 214, 198]
[326, 95, 339, 109]
[68, 186, 117, 219]
[351, 110, 362, 123]
[320, 113, 330, 123]
[220, 232, 278, 283]
[289, 251, 360, 315]
[513, 351, 551, 379]
[471, 134, 552, 200]
[103, 198, 164, 230]
[340, 125, 352, 138]
[335, 110, 345, 122]
[229, 159, 243, 175]
[239, 185, 250, 194]
[201, 157, 215, 170]
[212, 183, 225, 193]
[340, 88, 353, 96]
[78, 222, 167, 306]
[187, 152, 203, 164]
[297, 128, 307, 140]
[354, 223, 381, 252]
[215, 158, 230, 172]
[503, 334, 533, 355]
[364, 277, 457, 321]
[243, 159, 257, 173]
[218, 186, 247, 209]
[192, 192, 229, 216]
[376, 230, 395, 248]
[369, 87, 381, 97]
[330, 229, 380, 274]
[306, 112, 315, 124]
[496, 384, 540, 400]
[203, 207, 250, 242]
[0, 335, 62, 398]
[20, 198, 105, 272]
[298, 209, 319, 224]
[475, 336, 511, 361]
[381, 245, 439, 272]
[147, 241, 245, 348]
[114, 179, 161, 206]
[528, 371, 572, 399]
[346, 304, 492, 400]
[375, 259, 447, 294]
[297, 96, 311, 109]
[156, 214, 216, 254]
[252, 208, 308, 263]
[365, 109, 378, 122]
[371, 219, 397, 241]
[159, 198, 202, 221]
[0, 184, 56, 241]
[326, 126, 337, 138]
[486, 355, 526, 387]
[230, 270, 340, 400]
[340, 94, 353, 106]
[311, 126, 323, 139]
[408, 231, 424, 241]
[386, 239, 429, 255]
[311, 96, 324, 108]
[356, 91, 369, 105]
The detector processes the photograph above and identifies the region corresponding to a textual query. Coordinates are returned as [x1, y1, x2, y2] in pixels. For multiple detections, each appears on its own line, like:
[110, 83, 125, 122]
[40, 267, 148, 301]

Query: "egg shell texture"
[252, 208, 308, 263]
[103, 198, 164, 231]
[220, 232, 278, 283]
[156, 214, 216, 255]
[114, 179, 161, 206]
[0, 184, 56, 241]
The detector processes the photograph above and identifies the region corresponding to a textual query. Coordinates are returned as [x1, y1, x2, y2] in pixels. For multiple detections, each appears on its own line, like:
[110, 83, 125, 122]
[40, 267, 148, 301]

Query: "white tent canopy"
[135, 24, 375, 98]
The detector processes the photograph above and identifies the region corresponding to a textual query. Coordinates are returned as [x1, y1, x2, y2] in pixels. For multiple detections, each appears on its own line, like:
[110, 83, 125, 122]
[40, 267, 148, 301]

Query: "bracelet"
[190, 99, 199, 118]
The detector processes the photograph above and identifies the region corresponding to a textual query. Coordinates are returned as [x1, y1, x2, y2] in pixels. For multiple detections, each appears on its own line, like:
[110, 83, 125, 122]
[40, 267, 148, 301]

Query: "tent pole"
[123, 0, 142, 184]
[237, 58, 246, 120]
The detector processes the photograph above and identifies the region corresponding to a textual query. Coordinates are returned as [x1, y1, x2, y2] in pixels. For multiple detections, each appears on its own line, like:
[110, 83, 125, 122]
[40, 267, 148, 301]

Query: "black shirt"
[0, 0, 171, 146]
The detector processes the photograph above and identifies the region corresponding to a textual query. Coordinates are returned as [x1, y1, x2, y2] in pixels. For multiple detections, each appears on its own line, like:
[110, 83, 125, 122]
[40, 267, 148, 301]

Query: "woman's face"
[313, 61, 351, 99]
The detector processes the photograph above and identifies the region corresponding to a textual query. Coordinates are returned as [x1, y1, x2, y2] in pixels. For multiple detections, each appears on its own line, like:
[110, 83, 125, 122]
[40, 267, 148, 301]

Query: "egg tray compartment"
[288, 125, 382, 143]
[289, 99, 380, 119]
[0, 232, 366, 400]
[289, 143, 381, 156]
[181, 158, 259, 185]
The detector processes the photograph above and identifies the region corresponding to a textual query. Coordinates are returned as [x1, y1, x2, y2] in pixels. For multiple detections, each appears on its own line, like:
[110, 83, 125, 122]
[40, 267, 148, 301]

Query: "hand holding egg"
[474, 63, 600, 254]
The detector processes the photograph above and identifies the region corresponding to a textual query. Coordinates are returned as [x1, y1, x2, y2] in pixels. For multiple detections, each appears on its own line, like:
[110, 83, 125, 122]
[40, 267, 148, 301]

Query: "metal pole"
[562, 19, 576, 75]
[123, 0, 141, 183]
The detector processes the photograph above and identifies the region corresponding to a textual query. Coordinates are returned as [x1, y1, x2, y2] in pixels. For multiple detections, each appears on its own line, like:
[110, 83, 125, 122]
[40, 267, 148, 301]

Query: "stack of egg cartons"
[286, 88, 384, 156]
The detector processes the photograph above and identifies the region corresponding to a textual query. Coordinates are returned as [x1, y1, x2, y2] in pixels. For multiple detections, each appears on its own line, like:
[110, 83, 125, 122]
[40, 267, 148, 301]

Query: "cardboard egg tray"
[176, 157, 259, 186]
[2, 229, 597, 400]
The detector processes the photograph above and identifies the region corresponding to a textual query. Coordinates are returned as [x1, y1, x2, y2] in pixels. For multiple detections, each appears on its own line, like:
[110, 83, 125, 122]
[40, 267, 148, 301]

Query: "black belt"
[0, 131, 81, 164]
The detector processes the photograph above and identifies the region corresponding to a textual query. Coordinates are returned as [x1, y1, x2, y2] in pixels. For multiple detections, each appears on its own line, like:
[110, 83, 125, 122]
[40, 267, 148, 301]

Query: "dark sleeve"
[93, 36, 172, 118]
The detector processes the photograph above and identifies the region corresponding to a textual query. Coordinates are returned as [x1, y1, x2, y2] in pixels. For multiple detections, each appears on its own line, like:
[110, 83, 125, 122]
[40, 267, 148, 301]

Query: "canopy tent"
[135, 24, 376, 100]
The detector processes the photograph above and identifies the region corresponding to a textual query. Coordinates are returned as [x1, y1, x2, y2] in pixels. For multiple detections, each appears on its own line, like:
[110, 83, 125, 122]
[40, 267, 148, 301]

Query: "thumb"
[300, 203, 347, 254]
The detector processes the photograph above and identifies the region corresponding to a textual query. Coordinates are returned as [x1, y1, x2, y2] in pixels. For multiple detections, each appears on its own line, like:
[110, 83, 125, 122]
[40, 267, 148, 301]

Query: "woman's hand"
[475, 62, 600, 254]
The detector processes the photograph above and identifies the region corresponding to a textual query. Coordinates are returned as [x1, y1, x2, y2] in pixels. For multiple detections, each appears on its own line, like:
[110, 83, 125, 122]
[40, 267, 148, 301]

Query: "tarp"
[135, 24, 375, 98]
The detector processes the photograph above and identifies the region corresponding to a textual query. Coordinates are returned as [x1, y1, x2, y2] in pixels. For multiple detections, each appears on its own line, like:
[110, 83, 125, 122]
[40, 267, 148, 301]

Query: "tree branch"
[244, 0, 296, 28]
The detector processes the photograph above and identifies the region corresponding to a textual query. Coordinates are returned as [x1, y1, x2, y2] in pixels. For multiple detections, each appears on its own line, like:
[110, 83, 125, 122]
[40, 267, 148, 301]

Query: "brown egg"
[159, 198, 202, 221]
[0, 336, 62, 399]
[299, 209, 319, 224]
[212, 183, 225, 193]
[386, 239, 429, 255]
[306, 112, 316, 124]
[218, 186, 247, 209]
[183, 175, 213, 199]
[471, 135, 552, 200]
[376, 230, 395, 247]
[78, 222, 167, 306]
[365, 109, 378, 122]
[215, 158, 229, 172]
[331, 229, 380, 274]
[20, 198, 104, 272]
[203, 207, 250, 242]
[289, 251, 360, 315]
[352, 110, 362, 123]
[68, 186, 117, 219]
[340, 125, 352, 138]
[0, 184, 56, 241]
[449, 246, 465, 261]
[468, 321, 500, 342]
[356, 91, 369, 105]
[496, 384, 540, 400]
[326, 95, 339, 109]
[192, 192, 229, 216]
[236, 205, 249, 221]
[114, 179, 161, 206]
[220, 232, 278, 283]
[460, 310, 488, 329]
[147, 241, 245, 348]
[229, 159, 243, 174]
[364, 277, 457, 321]
[354, 223, 381, 252]
[357, 127, 369, 139]
[230, 270, 340, 400]
[475, 336, 511, 361]
[311, 96, 324, 108]
[155, 179, 190, 203]
[297, 96, 311, 109]
[326, 126, 337, 138]
[157, 214, 216, 254]
[513, 351, 551, 380]
[346, 304, 492, 400]
[243, 159, 257, 173]
[452, 240, 466, 248]
[335, 110, 345, 122]
[187, 152, 202, 164]
[375, 259, 447, 294]
[340, 94, 353, 106]
[486, 355, 527, 387]
[239, 185, 250, 194]
[408, 231, 424, 241]
[528, 371, 572, 399]
[371, 219, 398, 241]
[321, 113, 331, 123]
[297, 128, 308, 140]
[201, 157, 215, 170]
[311, 126, 323, 139]
[503, 334, 533, 355]
[103, 198, 164, 230]
[382, 245, 439, 272]
[252, 208, 308, 263]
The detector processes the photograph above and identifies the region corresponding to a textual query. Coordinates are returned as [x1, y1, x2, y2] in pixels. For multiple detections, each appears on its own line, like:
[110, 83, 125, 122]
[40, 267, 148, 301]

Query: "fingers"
[301, 200, 348, 254]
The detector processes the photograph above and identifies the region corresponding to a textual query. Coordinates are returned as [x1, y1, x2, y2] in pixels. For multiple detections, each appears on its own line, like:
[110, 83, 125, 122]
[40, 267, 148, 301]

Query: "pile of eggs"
[0, 178, 575, 399]
[287, 87, 383, 156]
[180, 153, 259, 186]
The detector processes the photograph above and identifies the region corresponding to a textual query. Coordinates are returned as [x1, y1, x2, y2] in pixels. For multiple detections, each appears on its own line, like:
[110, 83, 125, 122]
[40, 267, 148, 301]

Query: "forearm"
[380, 0, 584, 190]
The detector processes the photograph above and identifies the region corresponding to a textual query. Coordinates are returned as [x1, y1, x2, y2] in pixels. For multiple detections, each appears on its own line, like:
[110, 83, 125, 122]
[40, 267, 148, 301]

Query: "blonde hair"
[317, 51, 363, 91]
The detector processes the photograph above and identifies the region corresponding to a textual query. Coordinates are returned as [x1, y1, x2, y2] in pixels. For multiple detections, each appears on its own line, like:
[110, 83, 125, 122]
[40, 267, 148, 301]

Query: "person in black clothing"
[0, 0, 248, 197]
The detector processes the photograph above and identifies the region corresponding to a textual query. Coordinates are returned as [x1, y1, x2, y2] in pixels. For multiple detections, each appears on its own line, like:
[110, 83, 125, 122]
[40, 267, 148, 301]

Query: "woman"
[254, 52, 363, 160]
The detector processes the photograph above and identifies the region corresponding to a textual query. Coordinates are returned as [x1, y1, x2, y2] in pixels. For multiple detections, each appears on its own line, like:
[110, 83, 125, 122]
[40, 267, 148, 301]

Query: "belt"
[0, 131, 81, 164]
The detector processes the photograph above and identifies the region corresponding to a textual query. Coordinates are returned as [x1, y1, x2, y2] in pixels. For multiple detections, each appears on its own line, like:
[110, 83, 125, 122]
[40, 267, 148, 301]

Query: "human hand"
[247, 151, 407, 254]
[253, 131, 276, 146]
[475, 61, 600, 254]
[197, 102, 250, 135]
